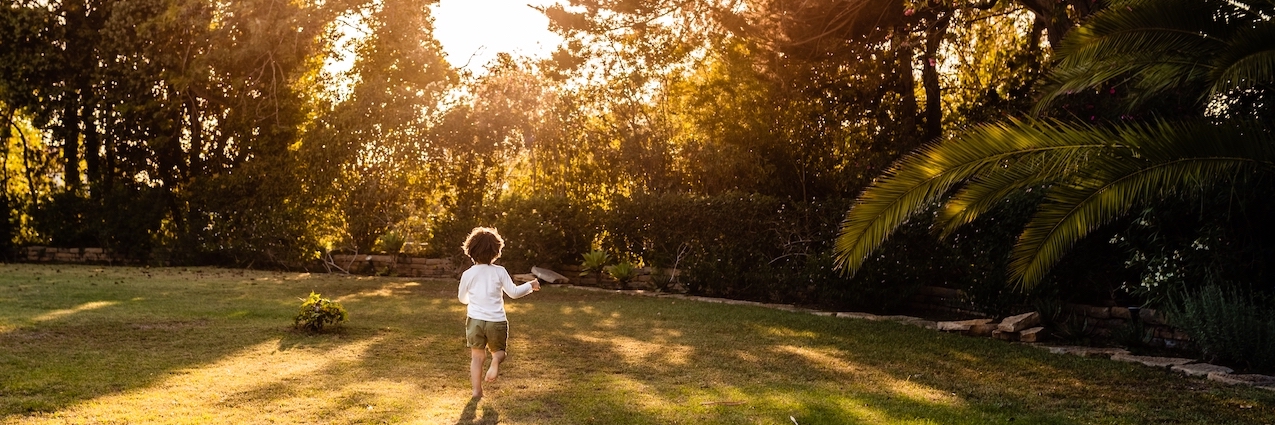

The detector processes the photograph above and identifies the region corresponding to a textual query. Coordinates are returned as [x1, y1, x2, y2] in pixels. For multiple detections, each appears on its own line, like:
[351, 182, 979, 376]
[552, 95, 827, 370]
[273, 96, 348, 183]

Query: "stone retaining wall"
[908, 284, 1190, 347]
[327, 254, 457, 278]
[906, 285, 988, 318]
[21, 246, 123, 263]
[17, 247, 462, 279]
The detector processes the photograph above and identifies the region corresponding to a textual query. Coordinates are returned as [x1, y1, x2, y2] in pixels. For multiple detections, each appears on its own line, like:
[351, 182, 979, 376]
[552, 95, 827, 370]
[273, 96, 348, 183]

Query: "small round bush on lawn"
[294, 292, 348, 332]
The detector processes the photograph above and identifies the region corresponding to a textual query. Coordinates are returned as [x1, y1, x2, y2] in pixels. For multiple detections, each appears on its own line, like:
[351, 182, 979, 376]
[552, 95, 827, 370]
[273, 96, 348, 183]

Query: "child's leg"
[485, 350, 506, 382]
[470, 347, 487, 398]
[485, 321, 510, 383]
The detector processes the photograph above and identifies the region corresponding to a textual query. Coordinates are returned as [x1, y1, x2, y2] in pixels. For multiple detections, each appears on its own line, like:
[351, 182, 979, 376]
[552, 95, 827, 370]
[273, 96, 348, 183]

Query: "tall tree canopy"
[0, 0, 458, 262]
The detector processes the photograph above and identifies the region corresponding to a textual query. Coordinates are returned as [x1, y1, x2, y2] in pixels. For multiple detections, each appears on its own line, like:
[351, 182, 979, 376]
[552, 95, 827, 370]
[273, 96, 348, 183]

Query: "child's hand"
[531, 280, 542, 291]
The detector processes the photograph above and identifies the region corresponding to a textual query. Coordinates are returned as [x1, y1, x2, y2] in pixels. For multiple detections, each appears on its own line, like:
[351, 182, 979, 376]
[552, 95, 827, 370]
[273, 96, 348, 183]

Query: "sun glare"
[431, 0, 564, 73]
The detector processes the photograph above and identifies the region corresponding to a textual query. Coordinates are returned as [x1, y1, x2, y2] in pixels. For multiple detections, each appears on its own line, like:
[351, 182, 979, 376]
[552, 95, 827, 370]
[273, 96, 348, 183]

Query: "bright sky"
[430, 0, 564, 73]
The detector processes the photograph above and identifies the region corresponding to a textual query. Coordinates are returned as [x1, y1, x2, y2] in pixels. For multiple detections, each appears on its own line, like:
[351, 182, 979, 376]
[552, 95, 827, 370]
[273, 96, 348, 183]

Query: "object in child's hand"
[531, 266, 568, 284]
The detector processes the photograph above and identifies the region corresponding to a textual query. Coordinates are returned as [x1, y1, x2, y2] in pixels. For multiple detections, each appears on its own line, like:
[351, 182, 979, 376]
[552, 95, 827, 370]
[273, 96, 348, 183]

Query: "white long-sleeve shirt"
[458, 264, 535, 322]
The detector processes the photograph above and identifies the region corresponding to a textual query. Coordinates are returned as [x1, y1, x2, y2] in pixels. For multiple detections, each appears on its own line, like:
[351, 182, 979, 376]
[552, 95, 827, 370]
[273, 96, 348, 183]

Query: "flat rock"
[566, 285, 614, 293]
[878, 315, 923, 322]
[718, 298, 761, 306]
[1041, 346, 1130, 358]
[905, 320, 938, 330]
[762, 303, 803, 312]
[998, 312, 1041, 333]
[835, 312, 879, 320]
[877, 315, 937, 329]
[937, 319, 994, 332]
[969, 323, 997, 337]
[1208, 373, 1275, 387]
[512, 273, 536, 282]
[992, 329, 1019, 341]
[1172, 363, 1232, 377]
[1111, 353, 1194, 368]
[1019, 326, 1045, 343]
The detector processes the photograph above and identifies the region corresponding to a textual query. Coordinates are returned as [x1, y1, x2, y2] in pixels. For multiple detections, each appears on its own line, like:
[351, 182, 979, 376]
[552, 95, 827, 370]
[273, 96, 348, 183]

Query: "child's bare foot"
[472, 390, 483, 399]
[484, 361, 500, 382]
[485, 351, 506, 382]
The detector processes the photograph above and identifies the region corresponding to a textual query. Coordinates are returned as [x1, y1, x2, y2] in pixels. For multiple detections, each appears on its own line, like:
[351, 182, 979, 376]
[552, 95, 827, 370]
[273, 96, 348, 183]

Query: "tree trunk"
[921, 12, 952, 142]
[60, 101, 81, 192]
[83, 101, 100, 188]
[185, 91, 203, 179]
[896, 32, 918, 131]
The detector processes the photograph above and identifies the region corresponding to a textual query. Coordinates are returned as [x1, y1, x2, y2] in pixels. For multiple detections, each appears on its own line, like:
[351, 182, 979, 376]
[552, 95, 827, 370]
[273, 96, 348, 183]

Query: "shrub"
[1119, 184, 1275, 306]
[294, 292, 348, 332]
[377, 231, 406, 254]
[580, 250, 611, 276]
[605, 260, 639, 288]
[601, 192, 929, 311]
[421, 194, 596, 271]
[1166, 285, 1275, 373]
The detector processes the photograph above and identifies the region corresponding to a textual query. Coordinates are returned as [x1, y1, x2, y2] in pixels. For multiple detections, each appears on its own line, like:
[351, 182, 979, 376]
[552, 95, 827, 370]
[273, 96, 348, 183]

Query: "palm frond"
[1210, 23, 1275, 97]
[1007, 121, 1275, 286]
[936, 149, 1092, 239]
[1035, 0, 1228, 113]
[835, 119, 1114, 275]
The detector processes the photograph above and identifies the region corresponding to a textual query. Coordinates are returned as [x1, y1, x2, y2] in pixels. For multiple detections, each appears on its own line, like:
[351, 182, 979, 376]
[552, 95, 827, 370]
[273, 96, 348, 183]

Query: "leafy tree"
[535, 0, 1061, 201]
[1, 0, 344, 262]
[303, 0, 454, 253]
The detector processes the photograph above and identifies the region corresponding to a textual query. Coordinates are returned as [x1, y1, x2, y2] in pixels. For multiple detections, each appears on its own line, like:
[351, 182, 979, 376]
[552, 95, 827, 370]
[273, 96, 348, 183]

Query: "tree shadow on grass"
[0, 267, 398, 420]
[0, 318, 293, 418]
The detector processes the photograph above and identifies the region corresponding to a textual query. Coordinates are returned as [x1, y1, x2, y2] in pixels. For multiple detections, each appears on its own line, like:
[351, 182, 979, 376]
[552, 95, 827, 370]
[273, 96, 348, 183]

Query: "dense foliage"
[835, 0, 1275, 304]
[7, 0, 1272, 318]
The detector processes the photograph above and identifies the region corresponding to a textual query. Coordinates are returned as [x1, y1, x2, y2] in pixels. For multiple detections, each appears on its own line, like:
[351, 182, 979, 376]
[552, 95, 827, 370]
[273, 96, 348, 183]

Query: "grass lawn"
[1, 264, 1273, 424]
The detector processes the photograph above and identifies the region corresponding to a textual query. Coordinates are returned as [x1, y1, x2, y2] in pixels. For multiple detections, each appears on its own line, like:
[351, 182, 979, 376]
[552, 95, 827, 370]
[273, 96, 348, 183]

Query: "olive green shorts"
[465, 317, 509, 353]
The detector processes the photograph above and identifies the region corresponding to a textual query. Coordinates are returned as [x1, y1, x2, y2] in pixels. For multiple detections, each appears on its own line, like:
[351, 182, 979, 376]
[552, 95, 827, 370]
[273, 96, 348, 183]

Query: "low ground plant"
[1167, 285, 1275, 373]
[604, 260, 638, 288]
[293, 291, 348, 332]
[579, 250, 611, 277]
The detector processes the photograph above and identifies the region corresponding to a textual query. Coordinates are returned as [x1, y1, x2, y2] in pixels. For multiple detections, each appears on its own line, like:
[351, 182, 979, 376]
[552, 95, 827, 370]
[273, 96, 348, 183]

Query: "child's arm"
[500, 271, 537, 299]
[458, 273, 472, 304]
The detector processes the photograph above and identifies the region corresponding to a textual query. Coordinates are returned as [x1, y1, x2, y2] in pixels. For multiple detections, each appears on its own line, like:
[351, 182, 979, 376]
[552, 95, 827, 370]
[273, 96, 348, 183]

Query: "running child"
[457, 227, 540, 398]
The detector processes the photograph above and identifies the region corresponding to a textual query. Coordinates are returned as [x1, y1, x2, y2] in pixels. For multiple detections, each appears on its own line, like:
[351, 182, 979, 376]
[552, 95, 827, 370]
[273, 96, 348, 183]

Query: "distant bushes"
[421, 194, 596, 271]
[600, 192, 859, 307]
[422, 192, 964, 311]
[419, 190, 1147, 314]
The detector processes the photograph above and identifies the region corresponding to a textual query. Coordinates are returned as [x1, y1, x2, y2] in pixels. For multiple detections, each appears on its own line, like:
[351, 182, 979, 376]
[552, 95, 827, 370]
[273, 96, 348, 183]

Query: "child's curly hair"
[463, 227, 504, 264]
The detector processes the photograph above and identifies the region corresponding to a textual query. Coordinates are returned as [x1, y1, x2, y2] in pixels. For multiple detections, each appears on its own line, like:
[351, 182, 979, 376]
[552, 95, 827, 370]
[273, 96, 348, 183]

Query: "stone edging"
[556, 284, 1275, 391]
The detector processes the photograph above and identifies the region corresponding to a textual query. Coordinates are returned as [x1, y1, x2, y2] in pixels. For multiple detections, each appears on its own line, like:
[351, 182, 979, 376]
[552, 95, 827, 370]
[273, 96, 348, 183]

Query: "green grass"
[1, 264, 1272, 424]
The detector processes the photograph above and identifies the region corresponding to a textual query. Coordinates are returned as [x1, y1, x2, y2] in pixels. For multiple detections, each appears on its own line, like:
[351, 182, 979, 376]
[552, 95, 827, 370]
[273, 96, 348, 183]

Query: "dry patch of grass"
[1, 263, 1273, 424]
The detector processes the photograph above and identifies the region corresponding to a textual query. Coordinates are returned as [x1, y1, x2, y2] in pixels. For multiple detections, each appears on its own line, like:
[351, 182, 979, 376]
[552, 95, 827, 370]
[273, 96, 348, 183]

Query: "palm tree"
[834, 0, 1275, 287]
